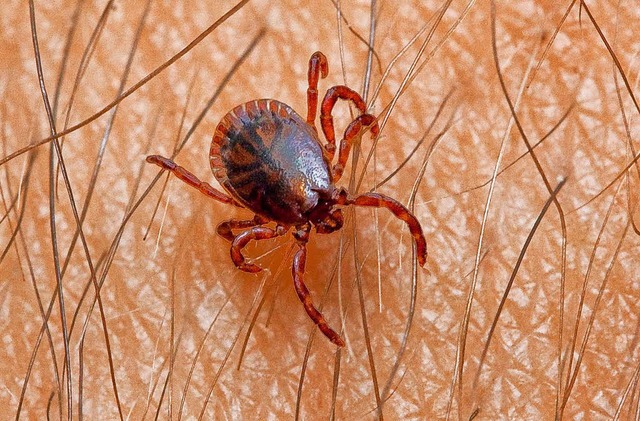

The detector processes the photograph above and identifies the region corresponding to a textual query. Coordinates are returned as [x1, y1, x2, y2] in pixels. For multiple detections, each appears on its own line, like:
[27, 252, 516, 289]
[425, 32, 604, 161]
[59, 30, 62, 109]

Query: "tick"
[146, 51, 427, 347]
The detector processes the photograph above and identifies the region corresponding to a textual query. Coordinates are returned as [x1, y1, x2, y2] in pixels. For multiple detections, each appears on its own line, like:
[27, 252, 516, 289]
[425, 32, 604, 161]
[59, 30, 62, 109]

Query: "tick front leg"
[146, 155, 241, 206]
[217, 215, 269, 242]
[336, 190, 428, 267]
[331, 114, 379, 183]
[320, 86, 368, 161]
[292, 225, 345, 347]
[230, 225, 287, 273]
[306, 51, 328, 129]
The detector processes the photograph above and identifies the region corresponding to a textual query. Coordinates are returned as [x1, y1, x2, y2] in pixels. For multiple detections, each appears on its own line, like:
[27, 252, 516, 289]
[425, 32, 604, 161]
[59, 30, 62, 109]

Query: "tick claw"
[331, 334, 346, 347]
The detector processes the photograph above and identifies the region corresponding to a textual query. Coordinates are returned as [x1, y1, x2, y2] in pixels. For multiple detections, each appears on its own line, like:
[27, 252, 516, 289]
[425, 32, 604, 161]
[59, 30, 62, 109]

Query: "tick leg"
[292, 225, 345, 347]
[217, 215, 269, 242]
[331, 114, 380, 183]
[146, 155, 242, 206]
[336, 190, 428, 267]
[306, 52, 328, 129]
[231, 225, 287, 273]
[320, 86, 368, 161]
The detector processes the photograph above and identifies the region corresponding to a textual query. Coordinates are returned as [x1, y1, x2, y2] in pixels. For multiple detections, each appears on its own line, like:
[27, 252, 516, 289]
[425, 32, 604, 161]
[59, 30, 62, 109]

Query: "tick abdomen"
[211, 99, 332, 225]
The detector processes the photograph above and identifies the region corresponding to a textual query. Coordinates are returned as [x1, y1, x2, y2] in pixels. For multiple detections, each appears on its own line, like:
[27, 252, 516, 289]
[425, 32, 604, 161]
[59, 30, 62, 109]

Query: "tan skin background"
[1, 0, 639, 419]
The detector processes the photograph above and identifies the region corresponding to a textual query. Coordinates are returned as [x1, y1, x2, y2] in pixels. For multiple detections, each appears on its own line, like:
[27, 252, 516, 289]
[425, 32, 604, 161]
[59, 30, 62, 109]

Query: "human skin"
[1, 0, 639, 419]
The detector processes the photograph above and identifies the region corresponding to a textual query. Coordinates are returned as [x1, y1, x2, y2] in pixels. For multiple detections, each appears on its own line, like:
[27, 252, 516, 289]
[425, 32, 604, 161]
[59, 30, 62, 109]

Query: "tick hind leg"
[306, 51, 328, 129]
[336, 190, 428, 267]
[230, 225, 287, 273]
[146, 155, 241, 206]
[292, 225, 345, 347]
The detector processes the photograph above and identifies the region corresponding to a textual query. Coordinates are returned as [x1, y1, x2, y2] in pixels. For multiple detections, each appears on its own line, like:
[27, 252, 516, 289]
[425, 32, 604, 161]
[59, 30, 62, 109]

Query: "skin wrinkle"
[1, 1, 639, 419]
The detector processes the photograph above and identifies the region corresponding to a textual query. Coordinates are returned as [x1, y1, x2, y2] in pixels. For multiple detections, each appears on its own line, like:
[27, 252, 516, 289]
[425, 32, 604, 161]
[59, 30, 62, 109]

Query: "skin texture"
[1, 0, 640, 419]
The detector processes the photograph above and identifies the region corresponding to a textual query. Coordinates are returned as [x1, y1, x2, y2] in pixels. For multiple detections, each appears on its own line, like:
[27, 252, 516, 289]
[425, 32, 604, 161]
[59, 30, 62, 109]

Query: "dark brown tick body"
[147, 52, 427, 347]
[211, 100, 333, 226]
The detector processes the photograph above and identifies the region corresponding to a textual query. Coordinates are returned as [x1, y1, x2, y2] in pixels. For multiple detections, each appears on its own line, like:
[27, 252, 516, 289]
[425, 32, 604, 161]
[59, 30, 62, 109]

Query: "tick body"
[210, 100, 332, 225]
[147, 52, 428, 347]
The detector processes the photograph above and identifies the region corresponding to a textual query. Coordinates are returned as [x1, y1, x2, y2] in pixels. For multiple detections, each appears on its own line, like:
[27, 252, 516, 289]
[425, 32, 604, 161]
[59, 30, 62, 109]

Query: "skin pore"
[1, 0, 639, 419]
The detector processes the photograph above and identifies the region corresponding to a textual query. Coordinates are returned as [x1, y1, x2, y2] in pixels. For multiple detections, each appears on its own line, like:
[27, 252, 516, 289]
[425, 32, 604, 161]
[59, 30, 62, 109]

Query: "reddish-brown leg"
[292, 225, 345, 347]
[230, 225, 287, 273]
[334, 189, 428, 267]
[320, 86, 368, 161]
[217, 215, 268, 242]
[307, 51, 328, 129]
[146, 155, 242, 206]
[331, 114, 380, 183]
